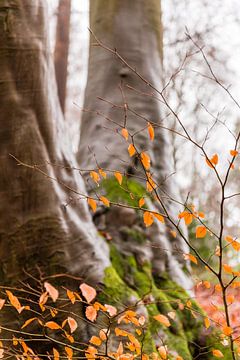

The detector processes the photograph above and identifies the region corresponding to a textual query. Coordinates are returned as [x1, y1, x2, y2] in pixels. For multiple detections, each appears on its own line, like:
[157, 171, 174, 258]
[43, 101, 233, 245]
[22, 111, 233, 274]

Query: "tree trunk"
[78, 0, 190, 290]
[54, 0, 71, 113]
[0, 0, 109, 286]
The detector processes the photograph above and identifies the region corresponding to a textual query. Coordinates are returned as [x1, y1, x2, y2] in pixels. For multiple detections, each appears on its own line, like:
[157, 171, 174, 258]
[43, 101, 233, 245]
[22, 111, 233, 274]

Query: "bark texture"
[0, 0, 109, 285]
[78, 0, 191, 290]
[54, 0, 71, 113]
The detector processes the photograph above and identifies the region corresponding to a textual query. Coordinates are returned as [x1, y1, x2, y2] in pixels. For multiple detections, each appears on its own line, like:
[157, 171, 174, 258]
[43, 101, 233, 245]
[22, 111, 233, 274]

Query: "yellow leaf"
[143, 211, 154, 227]
[66, 289, 76, 304]
[53, 348, 60, 360]
[85, 305, 97, 322]
[196, 225, 207, 238]
[44, 282, 59, 302]
[204, 317, 210, 329]
[212, 349, 224, 358]
[87, 198, 97, 213]
[121, 128, 129, 141]
[80, 283, 97, 303]
[21, 317, 37, 329]
[140, 152, 151, 170]
[230, 150, 238, 156]
[206, 154, 218, 168]
[90, 336, 102, 346]
[183, 253, 198, 265]
[99, 168, 107, 179]
[114, 171, 123, 185]
[45, 321, 61, 330]
[153, 314, 171, 327]
[90, 171, 100, 184]
[65, 347, 73, 360]
[148, 122, 155, 141]
[128, 144, 136, 157]
[153, 212, 165, 223]
[67, 317, 78, 334]
[223, 326, 233, 336]
[139, 198, 145, 208]
[99, 196, 110, 207]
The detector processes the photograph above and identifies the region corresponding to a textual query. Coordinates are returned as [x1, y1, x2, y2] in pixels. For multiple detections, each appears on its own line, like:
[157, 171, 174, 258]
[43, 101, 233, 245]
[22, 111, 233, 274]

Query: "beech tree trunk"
[78, 0, 191, 290]
[54, 0, 71, 113]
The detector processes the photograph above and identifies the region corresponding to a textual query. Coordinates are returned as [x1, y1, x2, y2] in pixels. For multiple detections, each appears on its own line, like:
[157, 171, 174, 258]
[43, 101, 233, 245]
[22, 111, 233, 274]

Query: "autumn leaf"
[105, 304, 117, 316]
[80, 283, 97, 303]
[121, 128, 129, 140]
[204, 317, 210, 329]
[206, 154, 218, 168]
[86, 305, 97, 322]
[6, 290, 24, 314]
[230, 150, 238, 156]
[66, 289, 76, 304]
[158, 346, 167, 360]
[223, 264, 233, 274]
[98, 168, 107, 179]
[44, 282, 59, 302]
[140, 152, 151, 170]
[183, 253, 198, 265]
[97, 195, 110, 208]
[222, 326, 233, 336]
[196, 225, 207, 238]
[99, 329, 108, 341]
[114, 171, 123, 185]
[87, 198, 97, 213]
[167, 311, 176, 320]
[90, 336, 102, 346]
[139, 198, 145, 208]
[90, 171, 100, 184]
[178, 211, 193, 225]
[45, 321, 61, 330]
[0, 299, 5, 310]
[153, 212, 165, 223]
[143, 211, 154, 227]
[128, 144, 136, 157]
[53, 348, 60, 360]
[170, 230, 177, 238]
[153, 314, 170, 327]
[67, 317, 78, 333]
[148, 122, 154, 141]
[65, 347, 73, 360]
[21, 317, 37, 329]
[212, 349, 224, 358]
[203, 281, 211, 289]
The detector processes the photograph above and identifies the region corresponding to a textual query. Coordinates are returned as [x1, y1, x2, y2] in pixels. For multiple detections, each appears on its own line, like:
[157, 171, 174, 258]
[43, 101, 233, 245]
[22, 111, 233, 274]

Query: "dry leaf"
[80, 283, 97, 303]
[44, 282, 59, 302]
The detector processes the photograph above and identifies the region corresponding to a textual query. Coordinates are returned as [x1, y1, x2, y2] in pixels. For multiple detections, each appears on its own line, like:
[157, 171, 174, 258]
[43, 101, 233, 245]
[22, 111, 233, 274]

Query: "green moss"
[100, 177, 147, 208]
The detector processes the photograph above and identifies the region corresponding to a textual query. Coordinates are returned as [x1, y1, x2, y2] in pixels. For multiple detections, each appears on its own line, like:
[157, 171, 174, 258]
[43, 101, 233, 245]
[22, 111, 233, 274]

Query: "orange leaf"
[204, 317, 210, 329]
[183, 253, 198, 265]
[121, 128, 129, 141]
[0, 299, 5, 310]
[53, 348, 60, 360]
[153, 314, 170, 327]
[21, 317, 37, 329]
[90, 336, 102, 346]
[128, 144, 136, 157]
[170, 230, 177, 238]
[87, 198, 97, 213]
[86, 305, 97, 322]
[158, 346, 167, 360]
[99, 168, 107, 179]
[45, 321, 61, 330]
[148, 122, 154, 141]
[44, 282, 59, 302]
[80, 283, 96, 303]
[212, 349, 224, 358]
[206, 154, 218, 168]
[6, 290, 24, 314]
[139, 198, 145, 208]
[153, 212, 165, 223]
[140, 152, 151, 170]
[223, 264, 233, 274]
[66, 289, 76, 304]
[223, 326, 233, 336]
[105, 304, 117, 316]
[196, 225, 207, 238]
[230, 150, 238, 156]
[203, 281, 211, 289]
[65, 347, 73, 360]
[67, 317, 78, 334]
[90, 171, 100, 184]
[99, 329, 108, 341]
[114, 171, 123, 185]
[143, 211, 154, 227]
[99, 195, 110, 207]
